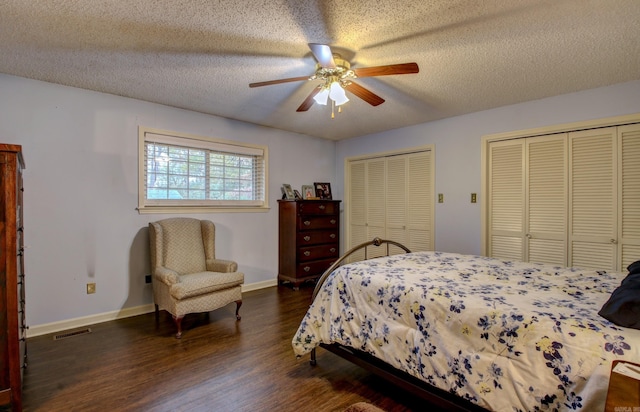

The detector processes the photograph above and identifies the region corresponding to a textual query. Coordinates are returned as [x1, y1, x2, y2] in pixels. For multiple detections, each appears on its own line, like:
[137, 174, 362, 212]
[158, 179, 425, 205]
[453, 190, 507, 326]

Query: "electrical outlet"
[438, 193, 444, 203]
[471, 193, 477, 203]
[145, 274, 152, 284]
[87, 283, 96, 294]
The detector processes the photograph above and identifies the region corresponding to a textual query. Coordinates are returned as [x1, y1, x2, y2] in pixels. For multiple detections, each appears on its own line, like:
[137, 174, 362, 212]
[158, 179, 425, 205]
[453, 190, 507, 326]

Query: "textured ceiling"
[1, 0, 639, 140]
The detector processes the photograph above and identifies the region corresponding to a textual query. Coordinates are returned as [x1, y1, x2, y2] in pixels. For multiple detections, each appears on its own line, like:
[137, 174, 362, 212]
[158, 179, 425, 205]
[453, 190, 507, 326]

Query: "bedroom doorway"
[345, 145, 435, 262]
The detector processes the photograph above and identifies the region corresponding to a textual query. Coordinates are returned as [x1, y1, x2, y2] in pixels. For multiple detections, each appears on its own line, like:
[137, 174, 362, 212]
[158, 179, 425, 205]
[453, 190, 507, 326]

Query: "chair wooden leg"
[235, 300, 242, 321]
[154, 304, 159, 320]
[173, 315, 183, 339]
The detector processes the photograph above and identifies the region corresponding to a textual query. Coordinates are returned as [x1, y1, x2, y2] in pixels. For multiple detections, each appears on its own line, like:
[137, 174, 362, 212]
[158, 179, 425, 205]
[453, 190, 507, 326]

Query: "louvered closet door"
[365, 158, 387, 259]
[386, 156, 409, 251]
[526, 134, 567, 265]
[569, 127, 617, 270]
[348, 160, 367, 262]
[384, 152, 433, 254]
[488, 140, 525, 260]
[407, 151, 433, 252]
[619, 123, 640, 269]
[347, 149, 433, 258]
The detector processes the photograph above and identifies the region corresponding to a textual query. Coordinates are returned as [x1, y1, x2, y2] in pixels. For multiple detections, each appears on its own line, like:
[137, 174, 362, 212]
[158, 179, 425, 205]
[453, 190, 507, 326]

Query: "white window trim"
[138, 126, 269, 214]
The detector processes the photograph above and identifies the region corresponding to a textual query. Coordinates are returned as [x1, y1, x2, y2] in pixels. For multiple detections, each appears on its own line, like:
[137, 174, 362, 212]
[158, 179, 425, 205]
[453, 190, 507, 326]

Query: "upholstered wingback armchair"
[149, 218, 244, 338]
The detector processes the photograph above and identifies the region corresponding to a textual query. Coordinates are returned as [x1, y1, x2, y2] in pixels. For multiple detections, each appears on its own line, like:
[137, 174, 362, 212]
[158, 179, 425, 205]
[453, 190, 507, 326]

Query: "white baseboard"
[242, 278, 277, 292]
[27, 279, 278, 338]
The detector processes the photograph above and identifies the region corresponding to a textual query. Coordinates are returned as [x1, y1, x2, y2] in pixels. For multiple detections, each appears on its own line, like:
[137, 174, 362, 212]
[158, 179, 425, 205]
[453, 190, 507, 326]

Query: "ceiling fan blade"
[308, 43, 336, 68]
[353, 62, 419, 78]
[249, 75, 310, 88]
[344, 82, 385, 106]
[296, 87, 321, 112]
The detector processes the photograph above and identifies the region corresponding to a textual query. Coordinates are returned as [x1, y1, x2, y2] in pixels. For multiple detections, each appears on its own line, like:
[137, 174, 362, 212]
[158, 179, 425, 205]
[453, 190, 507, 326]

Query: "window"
[138, 127, 268, 213]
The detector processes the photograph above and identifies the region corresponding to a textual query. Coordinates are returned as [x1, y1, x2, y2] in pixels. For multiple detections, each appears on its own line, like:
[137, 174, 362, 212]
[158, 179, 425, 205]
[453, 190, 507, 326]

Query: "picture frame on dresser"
[314, 182, 332, 200]
[282, 183, 295, 200]
[302, 185, 315, 199]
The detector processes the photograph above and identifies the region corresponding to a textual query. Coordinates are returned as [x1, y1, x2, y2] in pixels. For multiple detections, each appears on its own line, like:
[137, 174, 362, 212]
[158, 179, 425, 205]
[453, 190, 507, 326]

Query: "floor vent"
[53, 328, 92, 341]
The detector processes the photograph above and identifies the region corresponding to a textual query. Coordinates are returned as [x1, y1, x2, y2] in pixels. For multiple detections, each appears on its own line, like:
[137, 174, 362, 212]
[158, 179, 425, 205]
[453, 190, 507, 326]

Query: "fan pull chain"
[331, 100, 335, 119]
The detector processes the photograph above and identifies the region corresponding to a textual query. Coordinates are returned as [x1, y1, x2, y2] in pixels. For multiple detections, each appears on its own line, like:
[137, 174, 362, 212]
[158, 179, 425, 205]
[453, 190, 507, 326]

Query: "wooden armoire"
[0, 144, 26, 411]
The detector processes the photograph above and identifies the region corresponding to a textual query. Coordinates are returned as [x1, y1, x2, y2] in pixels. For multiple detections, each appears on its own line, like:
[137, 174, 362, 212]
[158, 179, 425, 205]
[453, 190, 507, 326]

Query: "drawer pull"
[330, 248, 336, 253]
[303, 266, 311, 272]
[319, 205, 325, 210]
[330, 234, 336, 239]
[303, 221, 311, 226]
[330, 219, 336, 224]
[304, 236, 311, 241]
[304, 251, 311, 256]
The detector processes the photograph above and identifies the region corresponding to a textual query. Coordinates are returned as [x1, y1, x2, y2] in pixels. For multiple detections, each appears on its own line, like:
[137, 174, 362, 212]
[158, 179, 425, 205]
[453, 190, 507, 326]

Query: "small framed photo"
[302, 185, 316, 199]
[282, 184, 295, 200]
[314, 182, 332, 200]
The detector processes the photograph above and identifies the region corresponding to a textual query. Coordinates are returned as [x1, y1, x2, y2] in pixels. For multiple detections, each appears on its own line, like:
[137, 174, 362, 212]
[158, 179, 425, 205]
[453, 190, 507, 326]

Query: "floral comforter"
[292, 251, 640, 411]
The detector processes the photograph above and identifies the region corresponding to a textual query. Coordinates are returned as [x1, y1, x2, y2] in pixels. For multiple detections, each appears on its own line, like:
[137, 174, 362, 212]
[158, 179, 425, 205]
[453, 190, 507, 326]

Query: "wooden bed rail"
[311, 237, 411, 301]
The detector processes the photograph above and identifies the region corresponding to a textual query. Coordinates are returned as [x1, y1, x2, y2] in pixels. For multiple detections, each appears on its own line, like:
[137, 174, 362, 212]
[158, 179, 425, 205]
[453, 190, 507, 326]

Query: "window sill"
[137, 205, 271, 214]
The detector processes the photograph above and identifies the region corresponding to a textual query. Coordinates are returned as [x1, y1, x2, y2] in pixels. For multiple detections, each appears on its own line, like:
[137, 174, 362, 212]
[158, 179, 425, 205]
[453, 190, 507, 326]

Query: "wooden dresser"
[278, 199, 340, 289]
[0, 144, 26, 411]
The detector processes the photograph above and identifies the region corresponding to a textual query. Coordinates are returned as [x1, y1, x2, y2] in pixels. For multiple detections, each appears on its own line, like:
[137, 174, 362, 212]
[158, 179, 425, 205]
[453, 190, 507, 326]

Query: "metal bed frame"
[307, 238, 487, 412]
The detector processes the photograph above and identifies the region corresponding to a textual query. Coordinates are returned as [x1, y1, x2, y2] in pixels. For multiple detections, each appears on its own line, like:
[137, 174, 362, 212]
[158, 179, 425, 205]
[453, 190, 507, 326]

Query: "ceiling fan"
[249, 43, 419, 116]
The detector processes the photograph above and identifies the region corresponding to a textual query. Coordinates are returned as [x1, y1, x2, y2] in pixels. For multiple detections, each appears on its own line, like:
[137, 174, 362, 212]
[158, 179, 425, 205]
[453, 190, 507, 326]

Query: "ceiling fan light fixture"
[251, 43, 418, 115]
[313, 88, 330, 105]
[329, 81, 349, 106]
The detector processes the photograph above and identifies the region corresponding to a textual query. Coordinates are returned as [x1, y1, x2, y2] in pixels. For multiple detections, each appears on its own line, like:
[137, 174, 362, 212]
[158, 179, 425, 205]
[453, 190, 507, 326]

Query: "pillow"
[598, 260, 640, 329]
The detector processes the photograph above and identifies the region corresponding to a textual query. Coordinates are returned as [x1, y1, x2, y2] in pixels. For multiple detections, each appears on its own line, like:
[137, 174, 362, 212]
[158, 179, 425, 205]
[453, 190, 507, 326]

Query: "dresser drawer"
[296, 258, 336, 277]
[298, 216, 338, 230]
[298, 201, 337, 215]
[298, 244, 339, 262]
[297, 230, 338, 246]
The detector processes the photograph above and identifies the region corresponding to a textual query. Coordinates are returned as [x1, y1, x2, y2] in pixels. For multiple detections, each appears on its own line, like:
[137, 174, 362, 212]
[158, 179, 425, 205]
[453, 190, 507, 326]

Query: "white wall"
[336, 80, 640, 255]
[0, 74, 336, 329]
[4, 72, 640, 331]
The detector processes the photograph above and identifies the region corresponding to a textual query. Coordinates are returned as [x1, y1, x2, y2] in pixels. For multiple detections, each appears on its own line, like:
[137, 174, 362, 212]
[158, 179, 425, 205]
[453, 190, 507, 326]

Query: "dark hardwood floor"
[22, 285, 429, 412]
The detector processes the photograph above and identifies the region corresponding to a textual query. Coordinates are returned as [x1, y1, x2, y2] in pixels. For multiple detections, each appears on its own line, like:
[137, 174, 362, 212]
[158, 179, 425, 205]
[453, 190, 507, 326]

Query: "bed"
[291, 238, 640, 411]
